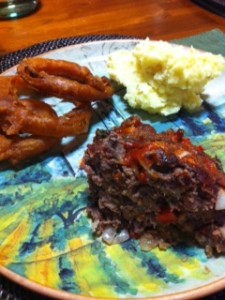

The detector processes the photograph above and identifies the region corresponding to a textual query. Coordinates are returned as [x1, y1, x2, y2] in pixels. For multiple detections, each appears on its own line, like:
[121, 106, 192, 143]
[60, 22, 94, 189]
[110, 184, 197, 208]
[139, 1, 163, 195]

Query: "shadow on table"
[192, 0, 225, 18]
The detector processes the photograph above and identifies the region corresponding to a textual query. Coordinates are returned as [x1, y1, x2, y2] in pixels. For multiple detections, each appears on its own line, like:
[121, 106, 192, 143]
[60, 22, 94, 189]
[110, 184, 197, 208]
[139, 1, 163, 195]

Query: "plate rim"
[1, 38, 141, 76]
[1, 264, 225, 300]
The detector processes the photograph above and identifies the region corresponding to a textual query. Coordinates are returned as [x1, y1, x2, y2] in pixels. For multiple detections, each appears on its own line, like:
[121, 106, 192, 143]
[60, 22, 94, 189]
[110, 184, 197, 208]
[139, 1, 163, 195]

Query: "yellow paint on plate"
[0, 210, 24, 239]
[71, 244, 117, 297]
[152, 248, 212, 280]
[106, 244, 167, 295]
[68, 237, 87, 252]
[0, 214, 30, 265]
[25, 243, 61, 288]
[38, 219, 54, 240]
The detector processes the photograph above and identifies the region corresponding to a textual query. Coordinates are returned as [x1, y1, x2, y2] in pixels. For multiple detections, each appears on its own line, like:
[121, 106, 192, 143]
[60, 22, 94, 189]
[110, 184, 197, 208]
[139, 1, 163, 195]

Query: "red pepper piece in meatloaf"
[82, 116, 225, 256]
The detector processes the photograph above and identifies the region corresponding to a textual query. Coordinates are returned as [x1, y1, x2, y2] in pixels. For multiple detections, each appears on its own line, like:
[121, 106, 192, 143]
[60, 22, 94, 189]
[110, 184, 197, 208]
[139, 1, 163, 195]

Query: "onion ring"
[0, 76, 92, 137]
[0, 96, 92, 137]
[0, 133, 60, 165]
[0, 57, 113, 165]
[0, 75, 35, 96]
[17, 57, 113, 103]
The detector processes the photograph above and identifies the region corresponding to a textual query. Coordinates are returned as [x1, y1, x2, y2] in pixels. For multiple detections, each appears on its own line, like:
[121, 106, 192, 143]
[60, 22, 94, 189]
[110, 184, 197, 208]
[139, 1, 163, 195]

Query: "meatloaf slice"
[82, 116, 225, 256]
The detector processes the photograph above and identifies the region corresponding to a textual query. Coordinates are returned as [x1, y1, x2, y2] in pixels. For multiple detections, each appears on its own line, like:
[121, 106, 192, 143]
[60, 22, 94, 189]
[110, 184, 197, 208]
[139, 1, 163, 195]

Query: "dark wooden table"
[1, 0, 225, 56]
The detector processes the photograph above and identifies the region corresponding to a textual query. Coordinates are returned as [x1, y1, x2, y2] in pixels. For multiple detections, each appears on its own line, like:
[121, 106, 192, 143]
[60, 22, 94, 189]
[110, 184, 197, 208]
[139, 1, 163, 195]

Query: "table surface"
[1, 0, 225, 56]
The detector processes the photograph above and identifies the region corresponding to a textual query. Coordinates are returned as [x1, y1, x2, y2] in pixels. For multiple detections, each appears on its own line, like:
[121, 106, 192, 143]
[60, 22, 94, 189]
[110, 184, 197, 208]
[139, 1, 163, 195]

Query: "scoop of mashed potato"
[107, 39, 225, 115]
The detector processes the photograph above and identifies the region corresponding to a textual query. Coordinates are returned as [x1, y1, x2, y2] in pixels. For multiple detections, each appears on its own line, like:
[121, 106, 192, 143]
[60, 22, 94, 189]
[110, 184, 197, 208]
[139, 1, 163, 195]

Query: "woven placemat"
[0, 34, 134, 73]
[1, 33, 225, 300]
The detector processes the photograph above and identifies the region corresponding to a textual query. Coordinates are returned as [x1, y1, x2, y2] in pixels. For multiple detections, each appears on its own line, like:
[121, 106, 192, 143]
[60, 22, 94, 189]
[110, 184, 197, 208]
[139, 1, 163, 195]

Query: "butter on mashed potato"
[107, 39, 225, 115]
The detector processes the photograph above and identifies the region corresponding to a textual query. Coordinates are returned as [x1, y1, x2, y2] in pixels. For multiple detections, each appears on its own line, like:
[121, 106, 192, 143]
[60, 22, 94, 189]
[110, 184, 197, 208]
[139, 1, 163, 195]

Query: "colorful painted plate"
[1, 40, 225, 300]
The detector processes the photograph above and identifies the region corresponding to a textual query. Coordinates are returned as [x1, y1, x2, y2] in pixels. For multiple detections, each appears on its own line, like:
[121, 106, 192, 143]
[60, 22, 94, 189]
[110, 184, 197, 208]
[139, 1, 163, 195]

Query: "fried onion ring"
[0, 75, 92, 137]
[0, 94, 92, 137]
[0, 75, 35, 96]
[0, 56, 113, 165]
[0, 133, 60, 165]
[17, 57, 113, 103]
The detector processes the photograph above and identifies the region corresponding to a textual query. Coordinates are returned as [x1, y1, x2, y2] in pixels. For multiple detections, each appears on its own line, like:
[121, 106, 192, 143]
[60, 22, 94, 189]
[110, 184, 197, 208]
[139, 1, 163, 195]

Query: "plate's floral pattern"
[1, 40, 225, 299]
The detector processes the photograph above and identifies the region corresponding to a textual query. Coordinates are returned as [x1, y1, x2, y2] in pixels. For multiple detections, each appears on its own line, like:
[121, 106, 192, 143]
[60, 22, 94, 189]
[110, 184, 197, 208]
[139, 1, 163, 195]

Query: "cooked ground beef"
[82, 116, 225, 256]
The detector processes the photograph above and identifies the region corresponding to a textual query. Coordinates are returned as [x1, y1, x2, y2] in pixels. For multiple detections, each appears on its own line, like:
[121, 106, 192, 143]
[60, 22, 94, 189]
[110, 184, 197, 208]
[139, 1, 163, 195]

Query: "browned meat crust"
[82, 116, 225, 256]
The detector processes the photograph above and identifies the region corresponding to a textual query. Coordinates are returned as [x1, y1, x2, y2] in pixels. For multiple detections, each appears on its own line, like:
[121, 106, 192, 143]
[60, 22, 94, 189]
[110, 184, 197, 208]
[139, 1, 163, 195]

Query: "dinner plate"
[0, 39, 225, 300]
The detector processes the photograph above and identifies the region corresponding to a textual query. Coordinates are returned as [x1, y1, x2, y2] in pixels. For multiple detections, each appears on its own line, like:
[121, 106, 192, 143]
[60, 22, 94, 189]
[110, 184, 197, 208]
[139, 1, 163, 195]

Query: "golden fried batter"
[17, 57, 113, 102]
[0, 57, 114, 165]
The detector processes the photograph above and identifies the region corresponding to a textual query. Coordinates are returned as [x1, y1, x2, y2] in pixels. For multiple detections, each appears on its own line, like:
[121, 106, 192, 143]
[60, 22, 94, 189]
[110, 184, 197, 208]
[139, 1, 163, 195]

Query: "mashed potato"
[107, 39, 225, 115]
